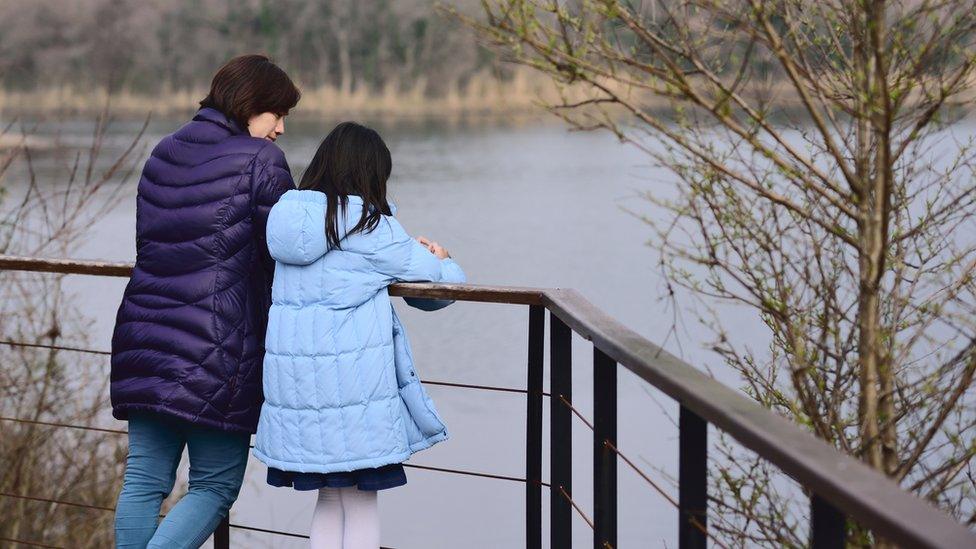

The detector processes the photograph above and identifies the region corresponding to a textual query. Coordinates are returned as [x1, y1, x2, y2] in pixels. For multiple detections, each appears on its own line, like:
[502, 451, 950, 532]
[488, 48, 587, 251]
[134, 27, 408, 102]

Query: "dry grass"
[0, 111, 148, 548]
[12, 67, 957, 121]
[0, 69, 614, 118]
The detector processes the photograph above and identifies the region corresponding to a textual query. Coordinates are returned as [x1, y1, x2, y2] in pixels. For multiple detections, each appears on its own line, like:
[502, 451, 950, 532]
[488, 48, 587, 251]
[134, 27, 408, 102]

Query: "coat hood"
[267, 189, 396, 266]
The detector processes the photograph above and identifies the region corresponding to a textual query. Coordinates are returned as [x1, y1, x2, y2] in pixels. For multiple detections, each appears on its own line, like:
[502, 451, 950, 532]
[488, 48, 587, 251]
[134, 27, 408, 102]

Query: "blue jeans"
[114, 411, 250, 549]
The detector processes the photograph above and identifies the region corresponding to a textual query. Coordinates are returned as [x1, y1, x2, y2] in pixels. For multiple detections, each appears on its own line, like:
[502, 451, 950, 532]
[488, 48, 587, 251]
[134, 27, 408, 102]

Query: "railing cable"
[0, 491, 115, 513]
[0, 491, 325, 544]
[0, 416, 128, 435]
[0, 536, 64, 548]
[225, 523, 308, 540]
[556, 395, 729, 549]
[557, 394, 678, 504]
[0, 417, 538, 488]
[403, 462, 548, 486]
[0, 340, 112, 356]
[422, 378, 550, 397]
[0, 339, 541, 396]
[556, 484, 595, 531]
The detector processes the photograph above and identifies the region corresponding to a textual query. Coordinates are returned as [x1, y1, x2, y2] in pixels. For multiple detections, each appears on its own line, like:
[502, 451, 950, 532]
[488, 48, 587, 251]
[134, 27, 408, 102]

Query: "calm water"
[11, 113, 761, 548]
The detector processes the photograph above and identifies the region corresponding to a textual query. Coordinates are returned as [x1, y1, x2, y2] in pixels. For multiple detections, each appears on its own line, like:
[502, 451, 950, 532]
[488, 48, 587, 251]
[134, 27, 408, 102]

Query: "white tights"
[310, 487, 380, 549]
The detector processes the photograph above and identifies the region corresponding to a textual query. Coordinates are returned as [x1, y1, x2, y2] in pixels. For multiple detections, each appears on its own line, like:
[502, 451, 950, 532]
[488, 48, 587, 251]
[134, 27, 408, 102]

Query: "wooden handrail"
[2, 253, 974, 548]
[0, 254, 545, 304]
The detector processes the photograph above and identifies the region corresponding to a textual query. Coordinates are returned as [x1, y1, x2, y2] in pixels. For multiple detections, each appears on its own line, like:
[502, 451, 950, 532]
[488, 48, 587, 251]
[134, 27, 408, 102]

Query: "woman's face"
[248, 112, 285, 142]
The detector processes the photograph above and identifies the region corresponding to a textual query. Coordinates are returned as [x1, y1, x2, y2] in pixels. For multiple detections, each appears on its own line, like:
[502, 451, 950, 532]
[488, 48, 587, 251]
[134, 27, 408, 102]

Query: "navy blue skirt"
[267, 463, 407, 491]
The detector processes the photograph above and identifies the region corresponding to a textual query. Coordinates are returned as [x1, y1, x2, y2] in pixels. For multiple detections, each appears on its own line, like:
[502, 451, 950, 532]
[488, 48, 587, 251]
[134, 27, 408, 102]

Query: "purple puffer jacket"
[110, 107, 295, 433]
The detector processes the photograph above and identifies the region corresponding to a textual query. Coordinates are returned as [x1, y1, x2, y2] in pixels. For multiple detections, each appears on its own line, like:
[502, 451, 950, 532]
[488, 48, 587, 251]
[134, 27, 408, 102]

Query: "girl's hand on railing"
[416, 236, 451, 259]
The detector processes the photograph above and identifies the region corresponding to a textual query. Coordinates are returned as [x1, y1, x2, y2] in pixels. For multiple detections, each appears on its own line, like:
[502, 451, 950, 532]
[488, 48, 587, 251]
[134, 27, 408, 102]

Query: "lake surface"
[8, 112, 765, 548]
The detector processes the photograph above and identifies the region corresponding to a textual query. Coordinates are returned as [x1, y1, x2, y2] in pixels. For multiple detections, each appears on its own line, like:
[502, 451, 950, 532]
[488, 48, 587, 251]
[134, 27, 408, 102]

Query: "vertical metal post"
[550, 313, 573, 549]
[593, 347, 617, 549]
[526, 305, 545, 549]
[811, 494, 846, 549]
[214, 515, 230, 549]
[679, 405, 707, 549]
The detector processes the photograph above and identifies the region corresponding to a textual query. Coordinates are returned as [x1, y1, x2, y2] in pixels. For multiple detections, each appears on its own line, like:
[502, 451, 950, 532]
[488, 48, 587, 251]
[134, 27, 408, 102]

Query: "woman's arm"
[252, 144, 296, 275]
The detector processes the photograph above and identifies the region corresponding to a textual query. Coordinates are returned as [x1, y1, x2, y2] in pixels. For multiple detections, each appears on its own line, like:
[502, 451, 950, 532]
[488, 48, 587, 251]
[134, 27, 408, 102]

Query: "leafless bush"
[0, 107, 147, 547]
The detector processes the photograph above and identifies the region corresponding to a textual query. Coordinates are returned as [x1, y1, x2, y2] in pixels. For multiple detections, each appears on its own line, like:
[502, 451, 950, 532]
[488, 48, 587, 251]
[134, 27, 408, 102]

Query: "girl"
[253, 122, 465, 549]
[111, 55, 300, 547]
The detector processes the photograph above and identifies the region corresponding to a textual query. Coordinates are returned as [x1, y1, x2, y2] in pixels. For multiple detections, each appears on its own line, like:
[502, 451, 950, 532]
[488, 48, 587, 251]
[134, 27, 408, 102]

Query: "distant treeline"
[0, 0, 509, 110]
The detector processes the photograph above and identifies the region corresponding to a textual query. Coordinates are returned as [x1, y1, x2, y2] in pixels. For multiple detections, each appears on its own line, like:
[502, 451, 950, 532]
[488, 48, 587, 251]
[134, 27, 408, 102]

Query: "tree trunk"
[337, 26, 353, 97]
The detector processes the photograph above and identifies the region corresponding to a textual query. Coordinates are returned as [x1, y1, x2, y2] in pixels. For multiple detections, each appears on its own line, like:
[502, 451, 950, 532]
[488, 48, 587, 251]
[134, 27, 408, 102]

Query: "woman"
[110, 54, 300, 548]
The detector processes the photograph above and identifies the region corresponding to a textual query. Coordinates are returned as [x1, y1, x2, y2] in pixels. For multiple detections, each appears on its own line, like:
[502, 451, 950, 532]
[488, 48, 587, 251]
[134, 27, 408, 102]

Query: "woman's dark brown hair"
[199, 54, 301, 130]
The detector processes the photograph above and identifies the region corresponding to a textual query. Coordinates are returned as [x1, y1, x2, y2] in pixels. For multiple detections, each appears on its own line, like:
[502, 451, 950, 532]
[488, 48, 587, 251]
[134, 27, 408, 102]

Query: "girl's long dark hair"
[299, 122, 393, 249]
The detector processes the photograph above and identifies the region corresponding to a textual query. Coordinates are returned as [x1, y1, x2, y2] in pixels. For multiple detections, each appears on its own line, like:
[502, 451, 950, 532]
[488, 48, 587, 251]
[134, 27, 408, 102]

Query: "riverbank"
[4, 72, 973, 135]
[0, 70, 598, 119]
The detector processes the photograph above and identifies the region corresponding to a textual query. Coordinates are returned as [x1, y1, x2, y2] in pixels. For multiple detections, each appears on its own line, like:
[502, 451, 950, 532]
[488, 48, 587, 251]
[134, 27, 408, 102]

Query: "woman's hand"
[416, 236, 451, 259]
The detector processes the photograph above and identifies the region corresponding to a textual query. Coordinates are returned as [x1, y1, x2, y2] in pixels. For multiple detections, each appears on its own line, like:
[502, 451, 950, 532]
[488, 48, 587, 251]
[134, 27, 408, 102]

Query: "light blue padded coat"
[252, 189, 465, 473]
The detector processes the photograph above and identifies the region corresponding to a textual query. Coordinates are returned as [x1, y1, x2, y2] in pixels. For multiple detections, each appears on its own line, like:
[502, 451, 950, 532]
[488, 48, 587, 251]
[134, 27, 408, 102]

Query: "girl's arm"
[403, 236, 462, 310]
[366, 215, 466, 288]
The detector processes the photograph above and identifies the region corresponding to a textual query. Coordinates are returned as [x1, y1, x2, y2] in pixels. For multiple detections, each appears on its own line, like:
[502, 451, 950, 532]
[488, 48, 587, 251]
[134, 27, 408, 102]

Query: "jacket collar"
[347, 194, 396, 216]
[193, 107, 246, 135]
[284, 190, 398, 216]
[339, 194, 398, 216]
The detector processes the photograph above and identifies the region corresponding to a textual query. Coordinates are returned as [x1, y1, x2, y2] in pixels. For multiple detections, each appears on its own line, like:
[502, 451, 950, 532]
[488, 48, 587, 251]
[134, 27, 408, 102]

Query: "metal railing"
[1, 254, 974, 548]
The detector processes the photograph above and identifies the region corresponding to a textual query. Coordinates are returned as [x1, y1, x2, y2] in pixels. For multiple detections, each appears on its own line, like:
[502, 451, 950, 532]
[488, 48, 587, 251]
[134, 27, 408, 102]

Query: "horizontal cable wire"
[229, 519, 397, 549]
[0, 416, 128, 435]
[0, 491, 115, 513]
[0, 339, 542, 396]
[0, 492, 331, 543]
[403, 462, 549, 486]
[556, 485, 595, 531]
[604, 439, 677, 507]
[246, 441, 536, 486]
[549, 400, 599, 535]
[557, 394, 596, 431]
[226, 522, 309, 540]
[0, 340, 112, 356]
[0, 417, 538, 487]
[0, 536, 64, 548]
[556, 394, 729, 549]
[423, 378, 551, 397]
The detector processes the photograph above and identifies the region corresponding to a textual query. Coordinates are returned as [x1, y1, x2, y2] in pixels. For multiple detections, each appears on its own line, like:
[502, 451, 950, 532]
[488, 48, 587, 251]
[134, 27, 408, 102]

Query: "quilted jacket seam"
[211, 154, 258, 411]
[245, 151, 272, 407]
[138, 188, 249, 209]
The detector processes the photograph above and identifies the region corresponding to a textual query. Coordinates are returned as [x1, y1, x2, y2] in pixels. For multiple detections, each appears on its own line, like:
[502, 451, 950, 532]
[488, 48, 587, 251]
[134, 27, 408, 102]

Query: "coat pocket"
[392, 308, 447, 439]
